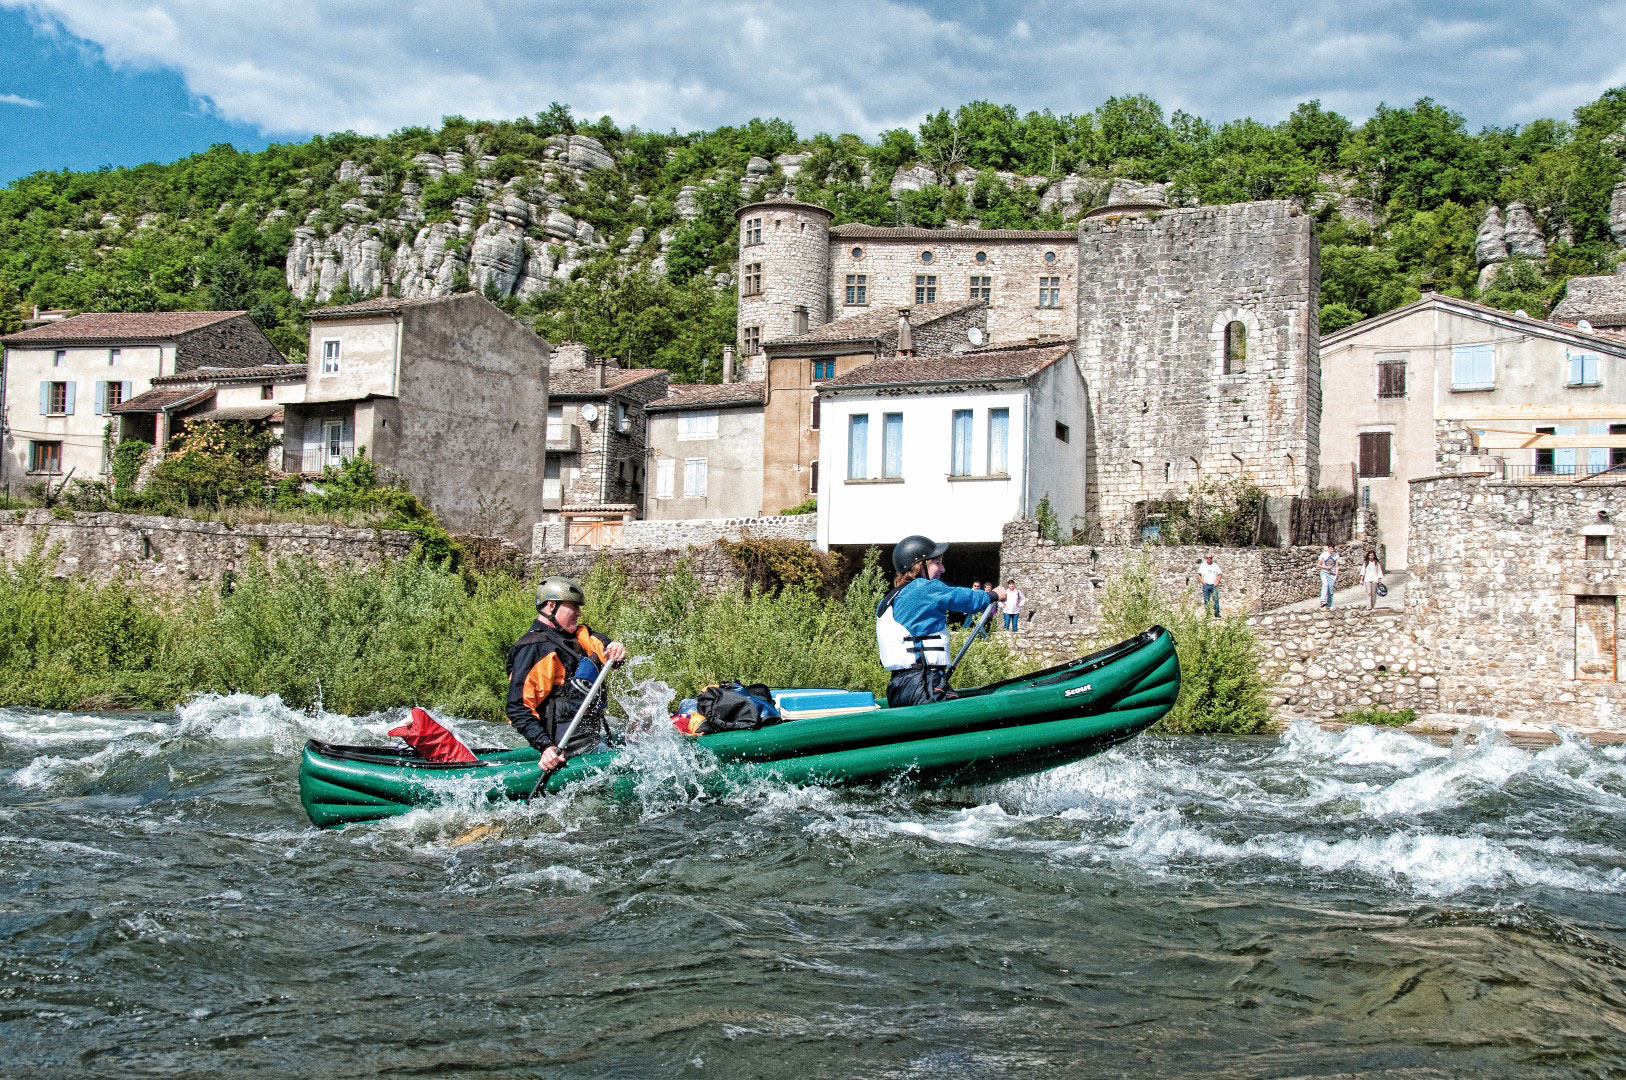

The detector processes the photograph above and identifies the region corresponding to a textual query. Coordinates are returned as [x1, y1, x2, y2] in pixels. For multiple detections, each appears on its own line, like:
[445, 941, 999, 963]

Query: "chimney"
[722, 345, 735, 384]
[381, 277, 393, 299]
[594, 357, 607, 389]
[896, 308, 914, 358]
[793, 305, 809, 336]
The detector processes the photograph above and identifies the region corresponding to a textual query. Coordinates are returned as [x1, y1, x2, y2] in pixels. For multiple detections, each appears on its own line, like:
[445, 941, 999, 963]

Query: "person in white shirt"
[1196, 554, 1223, 618]
[1361, 550, 1384, 610]
[1316, 545, 1342, 608]
[1000, 578, 1025, 632]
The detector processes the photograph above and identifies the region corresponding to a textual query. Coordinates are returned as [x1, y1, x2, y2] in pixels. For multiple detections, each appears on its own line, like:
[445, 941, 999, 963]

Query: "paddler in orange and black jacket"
[505, 576, 627, 773]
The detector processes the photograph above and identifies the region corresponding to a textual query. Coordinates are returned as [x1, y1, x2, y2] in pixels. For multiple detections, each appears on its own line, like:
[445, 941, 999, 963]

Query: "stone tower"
[1074, 200, 1320, 539]
[735, 199, 833, 358]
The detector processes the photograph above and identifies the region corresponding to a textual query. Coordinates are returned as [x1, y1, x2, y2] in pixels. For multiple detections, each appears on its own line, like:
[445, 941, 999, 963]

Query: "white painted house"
[816, 342, 1085, 551]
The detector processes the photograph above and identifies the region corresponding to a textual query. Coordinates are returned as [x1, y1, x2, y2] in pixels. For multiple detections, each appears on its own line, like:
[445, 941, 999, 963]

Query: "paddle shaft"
[525, 658, 615, 802]
[945, 602, 997, 680]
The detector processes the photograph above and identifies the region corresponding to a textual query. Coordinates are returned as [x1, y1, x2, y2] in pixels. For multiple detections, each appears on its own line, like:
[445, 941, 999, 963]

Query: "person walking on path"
[1197, 554, 1223, 618]
[1000, 579, 1025, 632]
[1316, 544, 1342, 609]
[1362, 551, 1383, 610]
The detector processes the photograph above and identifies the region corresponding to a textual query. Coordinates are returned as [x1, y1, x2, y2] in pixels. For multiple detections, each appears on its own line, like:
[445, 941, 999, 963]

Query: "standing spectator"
[1196, 554, 1223, 618]
[1316, 544, 1341, 609]
[1362, 550, 1383, 610]
[1001, 579, 1025, 632]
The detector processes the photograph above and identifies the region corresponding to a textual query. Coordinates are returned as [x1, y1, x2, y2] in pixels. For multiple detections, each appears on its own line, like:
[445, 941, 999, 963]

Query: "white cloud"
[0, 0, 1620, 139]
[0, 92, 44, 107]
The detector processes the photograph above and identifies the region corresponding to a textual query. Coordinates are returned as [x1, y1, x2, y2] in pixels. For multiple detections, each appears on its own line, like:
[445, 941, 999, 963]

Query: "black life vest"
[507, 622, 608, 753]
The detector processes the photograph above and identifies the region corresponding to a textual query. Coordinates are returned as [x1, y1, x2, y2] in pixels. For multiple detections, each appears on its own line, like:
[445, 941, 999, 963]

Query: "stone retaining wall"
[532, 514, 816, 555]
[0, 510, 416, 594]
[532, 542, 748, 594]
[1250, 608, 1439, 721]
[998, 520, 1367, 641]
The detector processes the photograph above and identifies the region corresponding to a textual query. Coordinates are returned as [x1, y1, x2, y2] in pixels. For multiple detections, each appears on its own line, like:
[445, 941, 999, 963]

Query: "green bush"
[1340, 707, 1417, 727]
[1095, 554, 1272, 734]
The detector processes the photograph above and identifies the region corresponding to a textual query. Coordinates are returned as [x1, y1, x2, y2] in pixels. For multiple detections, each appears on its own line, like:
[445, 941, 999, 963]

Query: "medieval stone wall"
[1074, 202, 1319, 539]
[531, 543, 749, 594]
[0, 510, 415, 595]
[1407, 473, 1626, 728]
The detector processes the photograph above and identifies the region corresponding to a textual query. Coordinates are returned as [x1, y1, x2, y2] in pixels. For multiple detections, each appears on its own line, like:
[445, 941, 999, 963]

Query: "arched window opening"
[1224, 320, 1247, 374]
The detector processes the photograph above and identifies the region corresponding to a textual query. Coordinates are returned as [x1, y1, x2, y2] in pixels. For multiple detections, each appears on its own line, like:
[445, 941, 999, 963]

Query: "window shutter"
[342, 417, 354, 457]
[64, 382, 76, 415]
[39, 382, 48, 415]
[95, 381, 107, 415]
[122, 380, 132, 402]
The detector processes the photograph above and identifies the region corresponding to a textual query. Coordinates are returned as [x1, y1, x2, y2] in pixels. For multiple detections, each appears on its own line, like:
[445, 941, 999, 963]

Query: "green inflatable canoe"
[298, 626, 1179, 829]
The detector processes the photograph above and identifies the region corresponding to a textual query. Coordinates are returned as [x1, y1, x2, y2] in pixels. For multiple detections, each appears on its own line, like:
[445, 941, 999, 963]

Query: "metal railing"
[1495, 460, 1626, 484]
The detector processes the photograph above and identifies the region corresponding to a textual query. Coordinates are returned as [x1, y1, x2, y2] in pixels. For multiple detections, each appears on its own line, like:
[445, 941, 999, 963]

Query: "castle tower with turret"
[735, 199, 833, 359]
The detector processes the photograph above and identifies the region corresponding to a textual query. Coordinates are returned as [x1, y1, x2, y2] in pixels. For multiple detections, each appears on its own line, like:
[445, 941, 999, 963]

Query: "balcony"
[546, 425, 580, 453]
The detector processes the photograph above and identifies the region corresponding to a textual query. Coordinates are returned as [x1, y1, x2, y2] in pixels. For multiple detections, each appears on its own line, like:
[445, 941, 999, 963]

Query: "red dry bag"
[387, 707, 477, 764]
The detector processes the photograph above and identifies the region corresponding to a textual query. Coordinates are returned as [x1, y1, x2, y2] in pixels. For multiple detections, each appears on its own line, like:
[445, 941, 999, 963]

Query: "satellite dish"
[967, 326, 985, 346]
[1515, 309, 1530, 319]
[1580, 319, 1595, 333]
[580, 403, 599, 423]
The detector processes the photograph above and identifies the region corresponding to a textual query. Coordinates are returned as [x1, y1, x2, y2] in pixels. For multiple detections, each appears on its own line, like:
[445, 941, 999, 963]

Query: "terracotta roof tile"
[2, 311, 245, 345]
[765, 300, 985, 349]
[646, 381, 766, 411]
[110, 385, 214, 414]
[549, 367, 667, 396]
[830, 223, 1076, 241]
[820, 344, 1072, 391]
[152, 363, 307, 385]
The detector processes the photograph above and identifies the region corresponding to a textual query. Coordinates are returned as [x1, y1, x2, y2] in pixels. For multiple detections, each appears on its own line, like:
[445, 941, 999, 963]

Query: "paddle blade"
[388, 707, 478, 764]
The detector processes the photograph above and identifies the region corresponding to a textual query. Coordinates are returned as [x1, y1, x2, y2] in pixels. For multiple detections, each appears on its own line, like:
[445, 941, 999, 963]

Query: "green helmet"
[536, 576, 586, 607]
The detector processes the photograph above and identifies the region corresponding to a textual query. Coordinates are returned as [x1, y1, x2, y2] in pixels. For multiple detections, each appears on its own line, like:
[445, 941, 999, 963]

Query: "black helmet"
[891, 535, 949, 574]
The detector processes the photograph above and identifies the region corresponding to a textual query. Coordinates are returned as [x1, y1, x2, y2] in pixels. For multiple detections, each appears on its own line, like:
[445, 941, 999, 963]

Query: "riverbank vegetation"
[1094, 555, 1273, 735]
[0, 547, 1028, 722]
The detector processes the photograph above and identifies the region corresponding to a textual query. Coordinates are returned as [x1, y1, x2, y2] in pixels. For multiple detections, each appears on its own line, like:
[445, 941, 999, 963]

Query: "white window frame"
[108, 348, 121, 367]
[1039, 276, 1062, 308]
[655, 457, 675, 499]
[683, 457, 707, 498]
[321, 339, 342, 375]
[676, 409, 719, 441]
[1450, 343, 1494, 391]
[323, 419, 346, 467]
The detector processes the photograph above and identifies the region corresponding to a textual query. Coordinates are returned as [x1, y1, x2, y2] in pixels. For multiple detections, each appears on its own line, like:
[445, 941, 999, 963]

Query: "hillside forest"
[1, 91, 1623, 380]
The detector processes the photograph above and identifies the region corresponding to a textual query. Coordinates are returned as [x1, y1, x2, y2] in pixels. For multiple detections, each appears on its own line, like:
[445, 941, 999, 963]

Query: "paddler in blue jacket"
[876, 535, 1004, 708]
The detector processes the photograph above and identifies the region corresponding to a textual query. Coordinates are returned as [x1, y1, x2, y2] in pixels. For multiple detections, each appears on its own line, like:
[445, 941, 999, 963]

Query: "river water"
[3, 688, 1626, 1078]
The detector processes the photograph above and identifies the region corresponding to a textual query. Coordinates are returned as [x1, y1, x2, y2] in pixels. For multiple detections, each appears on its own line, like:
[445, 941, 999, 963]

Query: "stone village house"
[0, 311, 285, 489]
[536, 343, 668, 549]
[288, 292, 551, 543]
[111, 362, 311, 467]
[645, 348, 767, 521]
[1321, 292, 1626, 567]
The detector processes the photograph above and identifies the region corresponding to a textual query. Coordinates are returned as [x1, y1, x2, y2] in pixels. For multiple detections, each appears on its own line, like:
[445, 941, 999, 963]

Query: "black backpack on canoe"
[695, 682, 783, 733]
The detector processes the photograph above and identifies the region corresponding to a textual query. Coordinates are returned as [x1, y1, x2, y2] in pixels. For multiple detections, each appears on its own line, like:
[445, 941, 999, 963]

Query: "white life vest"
[876, 586, 951, 671]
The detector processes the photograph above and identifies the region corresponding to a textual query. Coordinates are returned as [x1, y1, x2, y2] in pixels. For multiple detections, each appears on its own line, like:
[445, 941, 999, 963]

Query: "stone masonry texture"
[1407, 473, 1626, 729]
[1075, 202, 1320, 538]
[533, 514, 815, 554]
[0, 511, 415, 596]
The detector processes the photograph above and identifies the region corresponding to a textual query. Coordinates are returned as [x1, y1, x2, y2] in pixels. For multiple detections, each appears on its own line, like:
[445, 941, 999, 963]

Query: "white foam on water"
[1274, 718, 1450, 767]
[493, 865, 598, 892]
[0, 707, 169, 745]
[0, 836, 145, 862]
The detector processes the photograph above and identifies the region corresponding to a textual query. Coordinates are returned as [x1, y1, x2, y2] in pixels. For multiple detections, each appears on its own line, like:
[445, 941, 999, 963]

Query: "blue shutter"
[39, 382, 48, 415]
[122, 380, 132, 402]
[94, 381, 107, 415]
[342, 416, 354, 458]
[64, 382, 76, 415]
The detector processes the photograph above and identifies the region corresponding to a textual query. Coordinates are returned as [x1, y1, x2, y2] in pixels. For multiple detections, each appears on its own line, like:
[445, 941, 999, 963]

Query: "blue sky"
[3, 0, 1625, 186]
